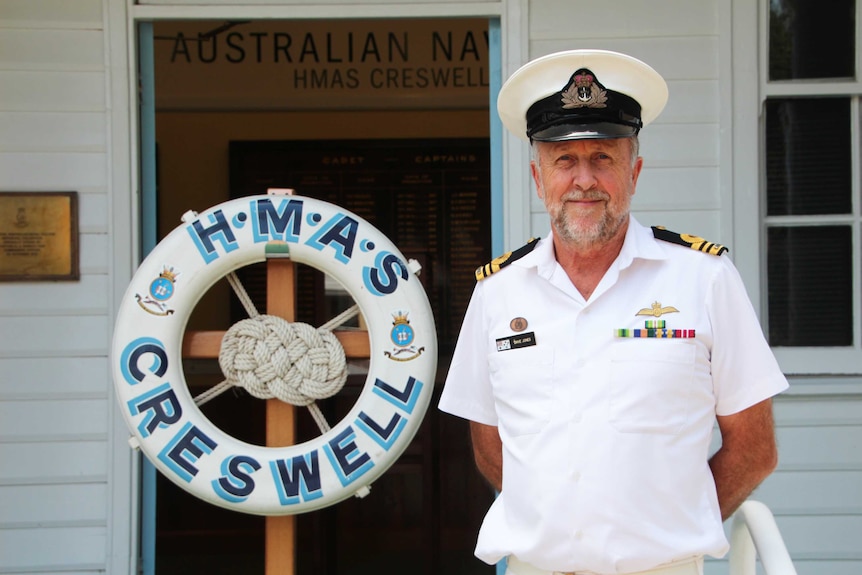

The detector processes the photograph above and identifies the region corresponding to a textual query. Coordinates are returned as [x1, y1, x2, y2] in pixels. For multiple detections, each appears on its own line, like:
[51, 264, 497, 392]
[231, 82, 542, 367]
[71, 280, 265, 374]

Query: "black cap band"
[525, 68, 643, 141]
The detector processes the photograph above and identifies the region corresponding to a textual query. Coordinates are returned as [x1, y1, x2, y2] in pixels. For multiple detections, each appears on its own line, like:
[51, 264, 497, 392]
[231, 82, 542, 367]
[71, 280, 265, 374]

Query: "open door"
[136, 16, 502, 574]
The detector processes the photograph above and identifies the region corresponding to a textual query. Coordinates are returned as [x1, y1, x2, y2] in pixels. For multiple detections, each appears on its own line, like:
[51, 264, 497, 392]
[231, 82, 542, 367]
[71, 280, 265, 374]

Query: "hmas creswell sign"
[154, 19, 489, 110]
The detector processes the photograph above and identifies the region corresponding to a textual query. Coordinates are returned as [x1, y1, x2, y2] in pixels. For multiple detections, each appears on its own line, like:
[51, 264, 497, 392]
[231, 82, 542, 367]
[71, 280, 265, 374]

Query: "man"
[438, 50, 789, 575]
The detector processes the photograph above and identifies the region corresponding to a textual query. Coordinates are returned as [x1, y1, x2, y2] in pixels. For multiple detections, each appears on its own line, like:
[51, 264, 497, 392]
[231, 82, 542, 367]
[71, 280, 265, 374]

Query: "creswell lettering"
[120, 340, 423, 505]
[212, 455, 262, 503]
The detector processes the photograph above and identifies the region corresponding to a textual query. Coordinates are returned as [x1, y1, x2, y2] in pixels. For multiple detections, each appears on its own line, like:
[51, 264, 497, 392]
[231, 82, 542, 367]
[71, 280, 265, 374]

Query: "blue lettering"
[305, 213, 358, 264]
[372, 376, 424, 414]
[252, 198, 302, 243]
[127, 382, 183, 437]
[270, 452, 324, 505]
[362, 251, 408, 296]
[187, 210, 238, 264]
[158, 422, 217, 483]
[212, 455, 261, 503]
[322, 426, 373, 487]
[355, 411, 406, 451]
[120, 337, 168, 385]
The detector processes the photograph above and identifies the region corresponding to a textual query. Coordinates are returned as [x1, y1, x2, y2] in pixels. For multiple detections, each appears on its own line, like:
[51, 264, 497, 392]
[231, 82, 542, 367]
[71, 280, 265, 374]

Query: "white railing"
[729, 500, 797, 575]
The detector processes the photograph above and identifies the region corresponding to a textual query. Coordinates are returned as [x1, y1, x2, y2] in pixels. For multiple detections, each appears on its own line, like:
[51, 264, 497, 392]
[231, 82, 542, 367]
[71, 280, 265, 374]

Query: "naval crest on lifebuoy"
[384, 310, 425, 362]
[135, 266, 179, 316]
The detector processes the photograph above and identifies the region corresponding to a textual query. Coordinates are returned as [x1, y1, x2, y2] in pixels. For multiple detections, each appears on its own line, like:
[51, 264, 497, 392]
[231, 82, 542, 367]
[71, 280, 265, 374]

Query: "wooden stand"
[264, 258, 298, 574]
[181, 257, 370, 575]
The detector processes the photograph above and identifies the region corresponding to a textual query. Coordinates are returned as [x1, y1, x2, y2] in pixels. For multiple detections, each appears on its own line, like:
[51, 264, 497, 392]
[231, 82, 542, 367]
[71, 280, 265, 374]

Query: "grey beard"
[550, 192, 629, 247]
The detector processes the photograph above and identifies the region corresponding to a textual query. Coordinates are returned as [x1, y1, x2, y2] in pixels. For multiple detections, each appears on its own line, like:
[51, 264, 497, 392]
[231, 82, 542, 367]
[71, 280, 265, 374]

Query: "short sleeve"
[438, 284, 499, 425]
[708, 257, 789, 415]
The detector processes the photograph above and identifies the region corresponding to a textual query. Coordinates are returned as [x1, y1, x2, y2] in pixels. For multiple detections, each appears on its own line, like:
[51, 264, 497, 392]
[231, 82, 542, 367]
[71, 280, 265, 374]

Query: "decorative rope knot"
[218, 314, 348, 406]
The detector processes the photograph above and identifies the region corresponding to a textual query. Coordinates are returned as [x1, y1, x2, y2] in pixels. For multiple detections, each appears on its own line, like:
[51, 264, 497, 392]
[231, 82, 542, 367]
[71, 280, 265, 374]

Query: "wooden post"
[180, 265, 371, 574]
[178, 190, 370, 573]
[265, 256, 296, 575]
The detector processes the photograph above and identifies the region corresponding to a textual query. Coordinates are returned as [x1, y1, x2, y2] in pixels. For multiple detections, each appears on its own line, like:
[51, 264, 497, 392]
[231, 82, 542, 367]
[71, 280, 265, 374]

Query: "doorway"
[145, 17, 497, 574]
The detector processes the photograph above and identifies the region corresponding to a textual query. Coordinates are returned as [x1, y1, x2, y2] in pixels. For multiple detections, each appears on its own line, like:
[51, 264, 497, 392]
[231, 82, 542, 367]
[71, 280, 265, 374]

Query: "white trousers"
[505, 556, 703, 575]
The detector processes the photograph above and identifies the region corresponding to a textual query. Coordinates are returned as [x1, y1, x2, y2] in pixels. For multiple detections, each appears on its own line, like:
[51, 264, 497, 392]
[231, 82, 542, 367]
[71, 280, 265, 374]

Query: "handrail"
[729, 500, 797, 575]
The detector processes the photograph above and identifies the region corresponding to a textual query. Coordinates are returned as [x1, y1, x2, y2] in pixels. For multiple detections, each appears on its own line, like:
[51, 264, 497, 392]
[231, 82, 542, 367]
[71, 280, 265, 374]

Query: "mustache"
[561, 190, 609, 202]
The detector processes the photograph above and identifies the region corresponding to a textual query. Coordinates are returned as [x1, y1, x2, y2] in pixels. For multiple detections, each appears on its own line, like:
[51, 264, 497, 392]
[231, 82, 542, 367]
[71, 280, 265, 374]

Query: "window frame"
[750, 0, 862, 374]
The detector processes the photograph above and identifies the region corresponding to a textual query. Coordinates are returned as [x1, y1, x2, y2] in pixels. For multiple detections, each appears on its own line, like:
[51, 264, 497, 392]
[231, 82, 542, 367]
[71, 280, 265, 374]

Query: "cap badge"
[562, 71, 608, 110]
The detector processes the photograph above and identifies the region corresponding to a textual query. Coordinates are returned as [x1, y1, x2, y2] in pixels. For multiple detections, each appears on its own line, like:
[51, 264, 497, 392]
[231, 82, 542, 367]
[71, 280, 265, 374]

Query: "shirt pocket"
[608, 340, 696, 435]
[488, 345, 554, 436]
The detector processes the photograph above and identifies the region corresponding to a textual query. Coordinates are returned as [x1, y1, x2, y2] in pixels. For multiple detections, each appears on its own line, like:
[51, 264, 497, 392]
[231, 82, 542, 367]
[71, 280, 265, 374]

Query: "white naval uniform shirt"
[438, 216, 789, 575]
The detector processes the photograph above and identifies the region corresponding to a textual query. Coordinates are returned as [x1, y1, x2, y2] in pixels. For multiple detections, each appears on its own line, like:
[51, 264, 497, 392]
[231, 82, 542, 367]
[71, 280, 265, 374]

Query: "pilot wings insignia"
[636, 301, 680, 318]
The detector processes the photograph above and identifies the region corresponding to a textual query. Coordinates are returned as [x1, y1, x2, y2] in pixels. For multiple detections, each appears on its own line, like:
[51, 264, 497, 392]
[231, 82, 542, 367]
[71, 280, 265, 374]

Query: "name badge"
[496, 331, 537, 352]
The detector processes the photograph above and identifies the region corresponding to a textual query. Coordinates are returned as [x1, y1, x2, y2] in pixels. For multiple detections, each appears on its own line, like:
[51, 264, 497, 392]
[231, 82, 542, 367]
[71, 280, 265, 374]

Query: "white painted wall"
[0, 0, 857, 573]
[758, 389, 862, 575]
[524, 0, 724, 242]
[0, 0, 134, 573]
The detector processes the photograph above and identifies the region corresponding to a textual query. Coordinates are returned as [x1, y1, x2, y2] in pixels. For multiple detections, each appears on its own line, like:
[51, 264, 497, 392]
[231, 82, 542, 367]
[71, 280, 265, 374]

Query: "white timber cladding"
[0, 0, 132, 573]
[0, 0, 858, 574]
[526, 0, 724, 243]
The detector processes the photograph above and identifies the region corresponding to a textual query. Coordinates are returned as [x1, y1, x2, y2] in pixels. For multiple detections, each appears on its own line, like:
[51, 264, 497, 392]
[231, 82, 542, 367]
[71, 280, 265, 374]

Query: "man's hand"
[470, 421, 503, 492]
[710, 398, 779, 520]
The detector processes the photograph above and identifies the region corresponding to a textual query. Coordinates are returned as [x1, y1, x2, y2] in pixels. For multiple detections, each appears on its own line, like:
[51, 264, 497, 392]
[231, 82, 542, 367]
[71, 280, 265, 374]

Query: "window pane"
[769, 0, 855, 80]
[766, 98, 852, 216]
[767, 226, 853, 346]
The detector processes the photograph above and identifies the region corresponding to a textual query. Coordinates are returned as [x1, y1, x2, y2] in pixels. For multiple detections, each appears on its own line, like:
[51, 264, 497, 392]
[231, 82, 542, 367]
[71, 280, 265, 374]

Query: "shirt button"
[574, 530, 583, 540]
[572, 471, 581, 482]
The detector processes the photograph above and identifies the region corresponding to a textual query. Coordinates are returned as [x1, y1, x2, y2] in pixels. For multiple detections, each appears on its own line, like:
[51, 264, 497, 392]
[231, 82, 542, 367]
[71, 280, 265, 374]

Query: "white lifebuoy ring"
[111, 195, 437, 515]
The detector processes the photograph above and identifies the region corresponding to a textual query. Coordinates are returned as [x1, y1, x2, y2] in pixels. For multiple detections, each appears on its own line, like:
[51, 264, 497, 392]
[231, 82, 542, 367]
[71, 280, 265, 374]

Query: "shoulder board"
[651, 226, 728, 256]
[475, 237, 540, 281]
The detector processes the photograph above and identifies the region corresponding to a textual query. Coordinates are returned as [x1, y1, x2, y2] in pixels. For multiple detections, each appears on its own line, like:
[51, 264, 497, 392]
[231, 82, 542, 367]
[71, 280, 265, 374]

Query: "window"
[763, 0, 862, 373]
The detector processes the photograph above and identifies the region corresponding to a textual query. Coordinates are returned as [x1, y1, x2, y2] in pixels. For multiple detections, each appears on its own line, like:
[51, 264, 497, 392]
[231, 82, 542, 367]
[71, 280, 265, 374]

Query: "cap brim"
[530, 121, 639, 142]
[498, 49, 668, 142]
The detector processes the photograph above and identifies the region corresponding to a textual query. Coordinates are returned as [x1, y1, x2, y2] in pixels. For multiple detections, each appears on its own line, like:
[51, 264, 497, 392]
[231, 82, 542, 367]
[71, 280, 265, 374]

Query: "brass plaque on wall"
[0, 192, 79, 281]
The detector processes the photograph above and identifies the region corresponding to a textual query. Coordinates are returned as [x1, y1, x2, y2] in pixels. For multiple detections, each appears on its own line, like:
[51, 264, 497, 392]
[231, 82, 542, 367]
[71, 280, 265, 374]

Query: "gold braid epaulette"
[475, 237, 540, 281]
[651, 226, 728, 256]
